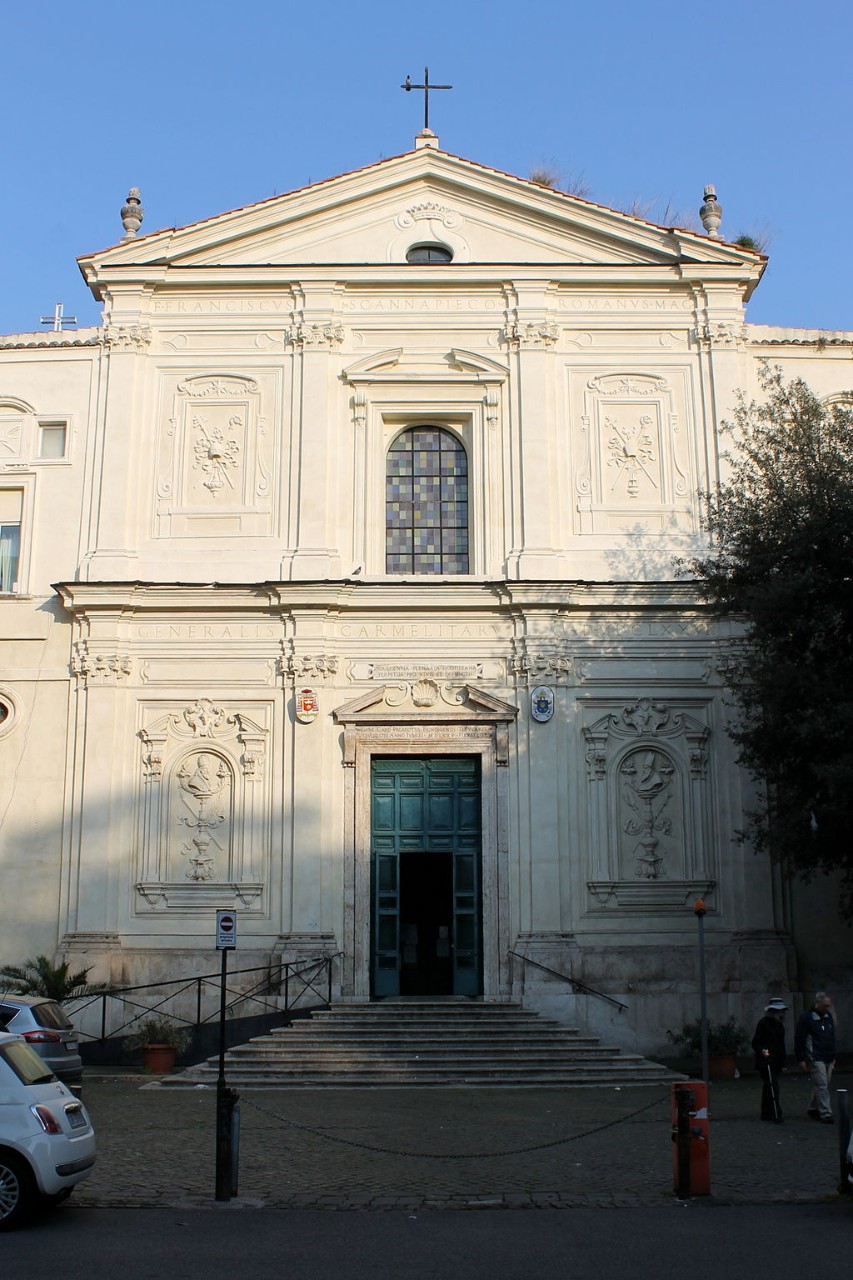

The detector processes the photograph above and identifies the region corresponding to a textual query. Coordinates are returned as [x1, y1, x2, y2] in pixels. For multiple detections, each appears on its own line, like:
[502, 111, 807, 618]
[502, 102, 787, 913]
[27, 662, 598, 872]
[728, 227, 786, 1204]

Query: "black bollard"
[215, 1083, 239, 1202]
[838, 1089, 851, 1196]
[230, 1099, 241, 1198]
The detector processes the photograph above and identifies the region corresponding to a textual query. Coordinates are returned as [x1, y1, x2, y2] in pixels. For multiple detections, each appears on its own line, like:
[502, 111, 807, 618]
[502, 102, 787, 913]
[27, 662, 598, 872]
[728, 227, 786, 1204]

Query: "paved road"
[67, 1069, 851, 1209]
[3, 1204, 852, 1279]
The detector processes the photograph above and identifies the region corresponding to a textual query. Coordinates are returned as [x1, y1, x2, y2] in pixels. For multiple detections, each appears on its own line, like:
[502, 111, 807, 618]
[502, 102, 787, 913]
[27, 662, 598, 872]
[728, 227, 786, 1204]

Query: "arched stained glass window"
[386, 427, 469, 574]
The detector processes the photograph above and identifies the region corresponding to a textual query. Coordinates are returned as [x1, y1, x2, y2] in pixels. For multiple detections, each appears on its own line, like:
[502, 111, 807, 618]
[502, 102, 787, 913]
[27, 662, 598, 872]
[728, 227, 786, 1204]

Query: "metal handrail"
[509, 951, 628, 1013]
[66, 954, 341, 1043]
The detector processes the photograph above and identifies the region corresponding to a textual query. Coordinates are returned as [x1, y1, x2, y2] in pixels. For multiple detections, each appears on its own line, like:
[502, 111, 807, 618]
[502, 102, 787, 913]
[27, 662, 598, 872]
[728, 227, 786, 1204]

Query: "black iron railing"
[66, 953, 341, 1043]
[508, 951, 628, 1013]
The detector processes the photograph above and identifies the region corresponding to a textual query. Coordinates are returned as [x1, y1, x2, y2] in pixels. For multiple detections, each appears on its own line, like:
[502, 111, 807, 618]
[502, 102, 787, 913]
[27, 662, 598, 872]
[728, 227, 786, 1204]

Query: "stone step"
[224, 1048, 623, 1062]
[283, 1030, 587, 1041]
[184, 1057, 670, 1077]
[168, 1068, 671, 1087]
[162, 999, 677, 1089]
[287, 1018, 584, 1031]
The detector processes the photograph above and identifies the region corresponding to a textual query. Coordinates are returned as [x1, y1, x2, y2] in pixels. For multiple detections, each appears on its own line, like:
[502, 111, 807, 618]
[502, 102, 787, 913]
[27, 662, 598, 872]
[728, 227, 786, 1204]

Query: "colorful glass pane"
[385, 428, 469, 574]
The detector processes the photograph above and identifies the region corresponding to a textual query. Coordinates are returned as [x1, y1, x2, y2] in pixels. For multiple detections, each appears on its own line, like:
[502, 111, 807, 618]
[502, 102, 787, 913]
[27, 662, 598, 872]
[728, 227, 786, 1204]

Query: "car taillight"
[30, 1104, 62, 1134]
[22, 1030, 62, 1043]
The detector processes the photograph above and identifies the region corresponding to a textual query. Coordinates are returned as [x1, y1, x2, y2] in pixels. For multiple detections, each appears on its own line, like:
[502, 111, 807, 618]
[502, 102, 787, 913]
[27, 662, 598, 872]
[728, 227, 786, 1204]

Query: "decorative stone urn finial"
[699, 184, 722, 239]
[121, 187, 144, 239]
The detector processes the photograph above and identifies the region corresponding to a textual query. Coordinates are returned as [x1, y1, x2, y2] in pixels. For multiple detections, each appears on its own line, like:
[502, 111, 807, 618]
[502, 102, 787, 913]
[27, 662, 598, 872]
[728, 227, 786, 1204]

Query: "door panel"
[370, 756, 482, 997]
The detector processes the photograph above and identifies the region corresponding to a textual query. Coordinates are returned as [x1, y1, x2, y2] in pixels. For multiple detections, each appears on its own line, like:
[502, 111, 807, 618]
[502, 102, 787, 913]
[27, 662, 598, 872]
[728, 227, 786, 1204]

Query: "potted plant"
[666, 1016, 750, 1079]
[123, 1015, 191, 1075]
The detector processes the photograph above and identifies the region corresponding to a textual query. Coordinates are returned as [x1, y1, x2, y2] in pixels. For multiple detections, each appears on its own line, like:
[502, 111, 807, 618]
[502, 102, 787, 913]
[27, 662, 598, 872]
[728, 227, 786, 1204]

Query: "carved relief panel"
[571, 371, 697, 536]
[155, 374, 275, 537]
[136, 697, 271, 911]
[581, 697, 715, 911]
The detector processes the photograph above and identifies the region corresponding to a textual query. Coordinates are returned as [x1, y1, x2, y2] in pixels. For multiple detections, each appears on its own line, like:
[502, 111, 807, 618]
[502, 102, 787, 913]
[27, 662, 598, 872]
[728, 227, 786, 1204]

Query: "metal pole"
[838, 1089, 851, 1196]
[694, 900, 709, 1084]
[215, 946, 232, 1202]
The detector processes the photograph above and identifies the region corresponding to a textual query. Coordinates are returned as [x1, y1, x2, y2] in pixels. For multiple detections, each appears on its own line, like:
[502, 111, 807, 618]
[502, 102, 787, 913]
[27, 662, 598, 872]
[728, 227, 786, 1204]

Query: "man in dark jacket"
[751, 998, 787, 1121]
[794, 992, 836, 1123]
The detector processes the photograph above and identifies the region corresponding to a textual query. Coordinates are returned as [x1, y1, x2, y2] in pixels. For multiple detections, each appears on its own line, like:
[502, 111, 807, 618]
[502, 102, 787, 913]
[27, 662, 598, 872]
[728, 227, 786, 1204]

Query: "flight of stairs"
[162, 1000, 677, 1087]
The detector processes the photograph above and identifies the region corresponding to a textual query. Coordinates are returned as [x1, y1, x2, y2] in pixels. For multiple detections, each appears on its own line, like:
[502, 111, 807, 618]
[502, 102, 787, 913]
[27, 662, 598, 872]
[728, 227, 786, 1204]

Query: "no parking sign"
[216, 909, 237, 949]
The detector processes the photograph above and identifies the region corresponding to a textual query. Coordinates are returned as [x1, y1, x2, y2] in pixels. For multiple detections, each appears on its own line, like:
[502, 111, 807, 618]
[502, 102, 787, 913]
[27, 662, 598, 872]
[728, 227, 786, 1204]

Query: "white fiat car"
[0, 1032, 96, 1229]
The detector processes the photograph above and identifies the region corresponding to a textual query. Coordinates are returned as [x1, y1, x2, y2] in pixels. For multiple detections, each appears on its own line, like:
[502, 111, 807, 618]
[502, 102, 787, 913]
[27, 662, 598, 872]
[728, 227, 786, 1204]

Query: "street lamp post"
[694, 898, 709, 1084]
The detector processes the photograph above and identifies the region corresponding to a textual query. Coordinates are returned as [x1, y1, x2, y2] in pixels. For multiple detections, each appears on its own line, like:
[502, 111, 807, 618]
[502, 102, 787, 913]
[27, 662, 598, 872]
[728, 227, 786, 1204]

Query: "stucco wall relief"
[155, 374, 273, 537]
[135, 697, 270, 912]
[582, 696, 715, 912]
[572, 370, 696, 537]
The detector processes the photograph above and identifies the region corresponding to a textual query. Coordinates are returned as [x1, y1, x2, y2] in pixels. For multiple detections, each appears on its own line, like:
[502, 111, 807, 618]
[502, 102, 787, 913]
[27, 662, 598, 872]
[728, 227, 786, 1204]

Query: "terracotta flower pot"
[708, 1053, 738, 1080]
[141, 1044, 178, 1075]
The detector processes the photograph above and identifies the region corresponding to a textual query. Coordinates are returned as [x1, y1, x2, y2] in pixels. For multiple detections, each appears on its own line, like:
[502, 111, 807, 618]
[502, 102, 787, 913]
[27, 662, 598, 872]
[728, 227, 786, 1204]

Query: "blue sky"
[2, 1, 849, 335]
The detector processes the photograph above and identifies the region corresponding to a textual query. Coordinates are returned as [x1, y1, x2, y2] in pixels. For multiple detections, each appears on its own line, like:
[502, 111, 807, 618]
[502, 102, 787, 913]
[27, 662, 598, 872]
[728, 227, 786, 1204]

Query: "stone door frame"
[334, 686, 516, 1001]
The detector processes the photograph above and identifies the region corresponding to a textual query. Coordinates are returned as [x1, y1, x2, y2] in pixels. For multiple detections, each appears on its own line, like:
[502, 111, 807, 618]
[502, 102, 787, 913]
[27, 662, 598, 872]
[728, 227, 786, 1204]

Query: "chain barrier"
[240, 1087, 670, 1161]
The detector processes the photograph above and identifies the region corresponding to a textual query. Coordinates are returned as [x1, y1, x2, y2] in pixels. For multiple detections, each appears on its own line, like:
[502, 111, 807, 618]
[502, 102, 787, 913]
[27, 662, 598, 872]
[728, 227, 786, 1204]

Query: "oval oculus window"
[406, 242, 453, 264]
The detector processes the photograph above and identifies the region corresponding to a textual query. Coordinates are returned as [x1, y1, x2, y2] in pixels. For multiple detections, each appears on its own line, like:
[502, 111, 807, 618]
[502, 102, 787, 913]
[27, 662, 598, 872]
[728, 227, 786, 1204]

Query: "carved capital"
[103, 324, 152, 353]
[503, 321, 559, 349]
[71, 642, 132, 684]
[278, 645, 339, 683]
[286, 322, 345, 349]
[510, 644, 574, 684]
[695, 321, 749, 350]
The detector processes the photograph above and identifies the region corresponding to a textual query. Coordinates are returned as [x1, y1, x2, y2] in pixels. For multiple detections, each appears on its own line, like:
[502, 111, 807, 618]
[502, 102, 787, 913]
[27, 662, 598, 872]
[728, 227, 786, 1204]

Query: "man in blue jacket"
[794, 992, 836, 1123]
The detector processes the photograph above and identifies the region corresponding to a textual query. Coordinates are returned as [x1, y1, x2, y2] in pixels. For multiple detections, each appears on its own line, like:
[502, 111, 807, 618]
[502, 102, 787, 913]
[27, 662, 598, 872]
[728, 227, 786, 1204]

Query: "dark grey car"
[0, 997, 83, 1087]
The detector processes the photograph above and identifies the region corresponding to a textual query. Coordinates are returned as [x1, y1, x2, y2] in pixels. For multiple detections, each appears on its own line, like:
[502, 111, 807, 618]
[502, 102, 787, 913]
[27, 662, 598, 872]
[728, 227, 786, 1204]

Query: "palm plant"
[0, 954, 115, 1001]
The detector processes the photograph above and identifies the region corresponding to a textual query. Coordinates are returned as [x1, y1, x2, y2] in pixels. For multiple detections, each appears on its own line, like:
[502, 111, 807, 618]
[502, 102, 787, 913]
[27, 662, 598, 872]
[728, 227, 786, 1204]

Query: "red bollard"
[671, 1081, 711, 1196]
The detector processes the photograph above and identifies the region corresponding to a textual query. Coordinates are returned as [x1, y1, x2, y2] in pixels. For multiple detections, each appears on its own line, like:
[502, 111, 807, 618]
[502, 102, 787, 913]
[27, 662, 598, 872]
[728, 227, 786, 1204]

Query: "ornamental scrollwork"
[606, 414, 659, 498]
[192, 412, 242, 495]
[620, 749, 675, 880]
[176, 752, 232, 881]
[176, 376, 259, 398]
[621, 698, 671, 736]
[180, 698, 229, 738]
[395, 202, 460, 229]
[588, 373, 669, 396]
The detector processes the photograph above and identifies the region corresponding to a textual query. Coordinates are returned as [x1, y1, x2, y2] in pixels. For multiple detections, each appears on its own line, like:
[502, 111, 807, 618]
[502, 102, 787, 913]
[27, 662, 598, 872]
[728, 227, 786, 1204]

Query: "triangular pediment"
[80, 147, 764, 287]
[333, 683, 517, 723]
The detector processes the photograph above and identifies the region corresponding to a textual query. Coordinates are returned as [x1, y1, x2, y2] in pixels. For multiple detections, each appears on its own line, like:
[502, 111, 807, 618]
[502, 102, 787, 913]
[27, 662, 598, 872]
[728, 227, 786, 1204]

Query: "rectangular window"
[0, 489, 22, 592]
[38, 421, 67, 459]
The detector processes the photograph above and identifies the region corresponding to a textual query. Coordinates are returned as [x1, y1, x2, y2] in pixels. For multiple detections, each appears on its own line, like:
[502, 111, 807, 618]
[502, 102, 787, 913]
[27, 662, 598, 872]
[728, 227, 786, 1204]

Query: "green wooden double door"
[371, 756, 482, 997]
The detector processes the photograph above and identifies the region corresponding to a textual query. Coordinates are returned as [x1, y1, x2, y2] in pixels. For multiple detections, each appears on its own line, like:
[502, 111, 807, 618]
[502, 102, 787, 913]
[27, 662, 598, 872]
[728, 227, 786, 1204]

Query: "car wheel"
[0, 1151, 36, 1231]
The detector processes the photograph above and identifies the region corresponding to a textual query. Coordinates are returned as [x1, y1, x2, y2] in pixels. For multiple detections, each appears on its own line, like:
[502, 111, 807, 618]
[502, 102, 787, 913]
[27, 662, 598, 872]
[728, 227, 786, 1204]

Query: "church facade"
[1, 132, 850, 1052]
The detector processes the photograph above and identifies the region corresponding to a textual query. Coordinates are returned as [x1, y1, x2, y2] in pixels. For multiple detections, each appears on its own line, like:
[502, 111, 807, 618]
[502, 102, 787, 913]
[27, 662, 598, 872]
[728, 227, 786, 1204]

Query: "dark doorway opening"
[399, 851, 453, 995]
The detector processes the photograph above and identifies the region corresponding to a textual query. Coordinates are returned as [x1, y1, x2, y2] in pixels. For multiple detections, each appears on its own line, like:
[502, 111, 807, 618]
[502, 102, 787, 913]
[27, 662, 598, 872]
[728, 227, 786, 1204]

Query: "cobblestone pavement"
[73, 1069, 851, 1210]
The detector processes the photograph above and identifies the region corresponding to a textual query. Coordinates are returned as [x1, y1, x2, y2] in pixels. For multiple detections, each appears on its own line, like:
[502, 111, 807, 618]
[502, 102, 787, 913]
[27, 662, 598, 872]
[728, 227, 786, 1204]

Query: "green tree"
[687, 365, 853, 917]
[0, 955, 114, 1001]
